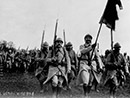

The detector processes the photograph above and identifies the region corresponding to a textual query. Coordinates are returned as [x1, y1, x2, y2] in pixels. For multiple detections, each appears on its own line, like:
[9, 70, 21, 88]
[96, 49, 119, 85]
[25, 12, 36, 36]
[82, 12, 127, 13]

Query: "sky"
[0, 0, 130, 55]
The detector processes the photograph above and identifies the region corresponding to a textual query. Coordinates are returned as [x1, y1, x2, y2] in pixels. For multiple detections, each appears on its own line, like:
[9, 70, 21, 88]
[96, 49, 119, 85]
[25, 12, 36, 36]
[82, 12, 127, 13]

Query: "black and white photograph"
[0, 0, 130, 98]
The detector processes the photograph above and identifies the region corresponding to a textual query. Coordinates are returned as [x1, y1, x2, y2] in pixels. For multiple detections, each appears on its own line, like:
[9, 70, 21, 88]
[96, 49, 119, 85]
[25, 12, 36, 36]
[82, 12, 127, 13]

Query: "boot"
[83, 84, 87, 96]
[52, 86, 58, 98]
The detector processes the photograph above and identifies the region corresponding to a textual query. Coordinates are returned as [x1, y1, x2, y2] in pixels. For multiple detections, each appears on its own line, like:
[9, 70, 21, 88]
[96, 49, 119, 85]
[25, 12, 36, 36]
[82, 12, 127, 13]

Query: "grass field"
[0, 72, 130, 98]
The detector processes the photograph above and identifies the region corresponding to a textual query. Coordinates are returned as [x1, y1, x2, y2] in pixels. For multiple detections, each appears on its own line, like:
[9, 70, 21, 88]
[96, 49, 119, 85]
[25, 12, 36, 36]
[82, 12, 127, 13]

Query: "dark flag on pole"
[99, 0, 123, 31]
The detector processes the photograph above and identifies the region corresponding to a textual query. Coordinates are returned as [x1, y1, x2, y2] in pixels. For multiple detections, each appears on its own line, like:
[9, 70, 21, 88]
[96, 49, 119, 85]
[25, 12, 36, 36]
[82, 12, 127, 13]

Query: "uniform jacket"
[67, 49, 78, 76]
[35, 50, 48, 77]
[77, 44, 104, 85]
[43, 47, 71, 85]
[104, 51, 127, 85]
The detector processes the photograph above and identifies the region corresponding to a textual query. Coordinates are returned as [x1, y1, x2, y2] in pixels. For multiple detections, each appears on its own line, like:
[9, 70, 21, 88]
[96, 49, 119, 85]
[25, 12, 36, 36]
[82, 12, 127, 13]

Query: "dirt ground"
[0, 72, 130, 98]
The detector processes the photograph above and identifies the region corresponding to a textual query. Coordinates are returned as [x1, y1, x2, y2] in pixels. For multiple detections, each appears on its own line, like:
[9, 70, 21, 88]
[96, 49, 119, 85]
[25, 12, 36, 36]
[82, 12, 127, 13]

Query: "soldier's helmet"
[66, 42, 73, 47]
[84, 34, 92, 41]
[124, 52, 127, 56]
[42, 41, 49, 47]
[55, 38, 63, 43]
[114, 42, 121, 48]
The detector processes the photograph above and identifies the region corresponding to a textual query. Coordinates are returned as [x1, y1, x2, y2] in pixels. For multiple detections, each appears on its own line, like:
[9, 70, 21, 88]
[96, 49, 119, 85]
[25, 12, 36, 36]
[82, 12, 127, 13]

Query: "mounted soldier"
[104, 42, 129, 98]
[35, 41, 49, 92]
[43, 37, 71, 98]
[77, 34, 104, 98]
[65, 42, 78, 89]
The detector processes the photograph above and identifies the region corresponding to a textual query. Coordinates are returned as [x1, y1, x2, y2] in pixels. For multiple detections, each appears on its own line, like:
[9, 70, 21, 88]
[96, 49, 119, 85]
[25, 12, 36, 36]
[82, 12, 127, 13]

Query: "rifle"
[17, 46, 20, 51]
[26, 46, 29, 52]
[52, 19, 58, 56]
[41, 30, 45, 49]
[34, 47, 37, 52]
[63, 29, 66, 47]
[48, 19, 69, 86]
[37, 21, 58, 74]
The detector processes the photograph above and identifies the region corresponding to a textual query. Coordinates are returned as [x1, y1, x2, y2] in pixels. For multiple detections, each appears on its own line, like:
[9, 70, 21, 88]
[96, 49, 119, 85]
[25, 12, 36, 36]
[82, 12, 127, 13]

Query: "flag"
[99, 0, 123, 31]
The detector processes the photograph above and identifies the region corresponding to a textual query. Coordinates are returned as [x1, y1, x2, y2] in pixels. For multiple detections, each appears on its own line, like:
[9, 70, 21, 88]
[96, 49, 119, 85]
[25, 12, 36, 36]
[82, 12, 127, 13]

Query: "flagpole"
[90, 23, 102, 59]
[95, 23, 103, 44]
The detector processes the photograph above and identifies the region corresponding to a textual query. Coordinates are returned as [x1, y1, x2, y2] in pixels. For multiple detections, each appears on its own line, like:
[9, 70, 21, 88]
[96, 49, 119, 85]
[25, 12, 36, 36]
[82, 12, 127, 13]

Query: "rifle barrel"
[53, 19, 59, 56]
[41, 30, 45, 47]
[63, 29, 66, 46]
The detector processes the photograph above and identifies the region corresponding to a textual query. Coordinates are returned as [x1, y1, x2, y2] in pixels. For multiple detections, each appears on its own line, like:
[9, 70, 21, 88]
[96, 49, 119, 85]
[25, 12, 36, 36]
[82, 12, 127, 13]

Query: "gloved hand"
[92, 43, 96, 49]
